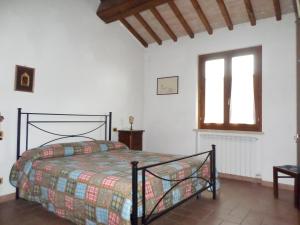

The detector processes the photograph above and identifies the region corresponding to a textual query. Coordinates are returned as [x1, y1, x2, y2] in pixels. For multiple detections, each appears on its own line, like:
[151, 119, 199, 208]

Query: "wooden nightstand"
[273, 165, 300, 208]
[118, 130, 144, 151]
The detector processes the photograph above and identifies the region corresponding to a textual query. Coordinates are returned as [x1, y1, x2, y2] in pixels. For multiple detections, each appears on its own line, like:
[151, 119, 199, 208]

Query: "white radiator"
[195, 132, 261, 178]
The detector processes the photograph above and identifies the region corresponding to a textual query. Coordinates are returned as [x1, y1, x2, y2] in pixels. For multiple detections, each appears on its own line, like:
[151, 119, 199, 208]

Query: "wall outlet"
[255, 173, 261, 179]
[0, 177, 3, 185]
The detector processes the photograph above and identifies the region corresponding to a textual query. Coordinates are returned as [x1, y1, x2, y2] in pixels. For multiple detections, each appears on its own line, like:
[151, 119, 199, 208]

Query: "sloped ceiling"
[97, 0, 296, 47]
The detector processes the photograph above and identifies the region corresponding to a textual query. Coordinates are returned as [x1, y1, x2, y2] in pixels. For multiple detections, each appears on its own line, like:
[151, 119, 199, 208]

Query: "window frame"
[198, 46, 262, 132]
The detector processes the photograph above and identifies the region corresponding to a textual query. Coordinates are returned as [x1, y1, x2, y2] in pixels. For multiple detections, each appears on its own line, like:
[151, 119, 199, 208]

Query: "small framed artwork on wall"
[15, 65, 35, 93]
[157, 76, 179, 95]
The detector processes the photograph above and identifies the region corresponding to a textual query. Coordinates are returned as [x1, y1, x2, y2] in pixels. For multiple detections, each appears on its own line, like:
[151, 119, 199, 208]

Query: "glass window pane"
[204, 59, 224, 124]
[230, 55, 255, 124]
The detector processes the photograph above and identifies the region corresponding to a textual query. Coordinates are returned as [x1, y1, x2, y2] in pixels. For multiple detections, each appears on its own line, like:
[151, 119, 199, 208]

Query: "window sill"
[193, 129, 264, 139]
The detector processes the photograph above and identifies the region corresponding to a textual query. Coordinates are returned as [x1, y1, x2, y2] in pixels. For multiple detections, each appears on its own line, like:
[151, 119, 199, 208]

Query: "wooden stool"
[273, 165, 300, 208]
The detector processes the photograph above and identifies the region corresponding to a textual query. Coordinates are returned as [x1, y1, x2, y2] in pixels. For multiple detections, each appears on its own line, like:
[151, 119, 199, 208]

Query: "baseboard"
[219, 172, 261, 183]
[219, 173, 293, 191]
[0, 193, 15, 203]
[261, 180, 294, 191]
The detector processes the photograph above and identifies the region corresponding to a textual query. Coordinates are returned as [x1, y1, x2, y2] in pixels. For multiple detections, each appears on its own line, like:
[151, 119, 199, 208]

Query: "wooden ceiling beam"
[120, 18, 148, 48]
[216, 0, 233, 30]
[297, 0, 300, 18]
[244, 0, 256, 26]
[190, 0, 213, 34]
[273, 0, 282, 20]
[135, 13, 162, 45]
[97, 0, 173, 23]
[168, 1, 194, 38]
[151, 7, 177, 42]
[294, 0, 300, 19]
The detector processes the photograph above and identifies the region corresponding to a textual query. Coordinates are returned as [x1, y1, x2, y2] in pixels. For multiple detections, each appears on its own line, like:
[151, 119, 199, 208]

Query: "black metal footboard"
[131, 145, 216, 225]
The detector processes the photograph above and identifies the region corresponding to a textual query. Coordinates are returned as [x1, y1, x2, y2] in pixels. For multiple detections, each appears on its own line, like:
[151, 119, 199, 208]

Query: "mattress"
[10, 140, 211, 225]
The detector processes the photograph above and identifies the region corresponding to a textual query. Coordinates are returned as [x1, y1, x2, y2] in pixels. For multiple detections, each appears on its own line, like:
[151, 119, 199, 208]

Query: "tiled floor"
[0, 179, 299, 225]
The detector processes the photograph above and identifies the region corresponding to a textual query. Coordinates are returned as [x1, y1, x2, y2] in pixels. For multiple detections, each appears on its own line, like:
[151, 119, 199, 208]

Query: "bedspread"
[10, 140, 211, 225]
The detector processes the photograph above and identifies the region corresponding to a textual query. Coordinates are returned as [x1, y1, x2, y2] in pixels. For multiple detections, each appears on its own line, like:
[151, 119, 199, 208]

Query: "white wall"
[144, 14, 297, 184]
[0, 0, 296, 197]
[0, 0, 144, 196]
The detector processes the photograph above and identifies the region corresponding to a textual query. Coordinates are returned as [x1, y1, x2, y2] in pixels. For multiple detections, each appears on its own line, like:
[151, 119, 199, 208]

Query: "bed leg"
[131, 161, 139, 225]
[211, 145, 216, 200]
[196, 193, 201, 199]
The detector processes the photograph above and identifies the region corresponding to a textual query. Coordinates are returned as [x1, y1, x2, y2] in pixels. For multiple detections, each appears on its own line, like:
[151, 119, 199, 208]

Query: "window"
[198, 46, 262, 132]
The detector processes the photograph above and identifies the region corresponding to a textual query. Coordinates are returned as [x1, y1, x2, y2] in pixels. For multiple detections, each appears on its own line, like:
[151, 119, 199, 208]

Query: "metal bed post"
[108, 112, 112, 141]
[16, 108, 22, 161]
[16, 108, 22, 199]
[104, 116, 107, 141]
[131, 161, 139, 225]
[141, 169, 146, 224]
[25, 114, 29, 150]
[211, 144, 216, 199]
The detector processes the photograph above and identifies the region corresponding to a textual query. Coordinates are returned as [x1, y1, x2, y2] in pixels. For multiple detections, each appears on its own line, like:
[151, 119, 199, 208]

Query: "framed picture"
[157, 76, 179, 95]
[15, 65, 35, 93]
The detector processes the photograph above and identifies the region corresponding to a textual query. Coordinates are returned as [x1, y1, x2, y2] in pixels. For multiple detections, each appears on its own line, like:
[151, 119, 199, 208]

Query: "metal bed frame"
[16, 108, 112, 198]
[131, 145, 216, 225]
[15, 108, 216, 225]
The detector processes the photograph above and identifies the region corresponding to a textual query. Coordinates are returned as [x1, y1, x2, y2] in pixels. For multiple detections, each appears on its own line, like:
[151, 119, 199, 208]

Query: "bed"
[10, 108, 217, 225]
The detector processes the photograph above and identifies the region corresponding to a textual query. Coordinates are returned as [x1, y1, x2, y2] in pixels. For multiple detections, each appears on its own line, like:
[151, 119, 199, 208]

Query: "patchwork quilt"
[10, 140, 211, 225]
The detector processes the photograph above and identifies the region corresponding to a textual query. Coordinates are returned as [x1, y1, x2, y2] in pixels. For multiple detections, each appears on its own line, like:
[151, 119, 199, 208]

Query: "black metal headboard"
[16, 108, 112, 160]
